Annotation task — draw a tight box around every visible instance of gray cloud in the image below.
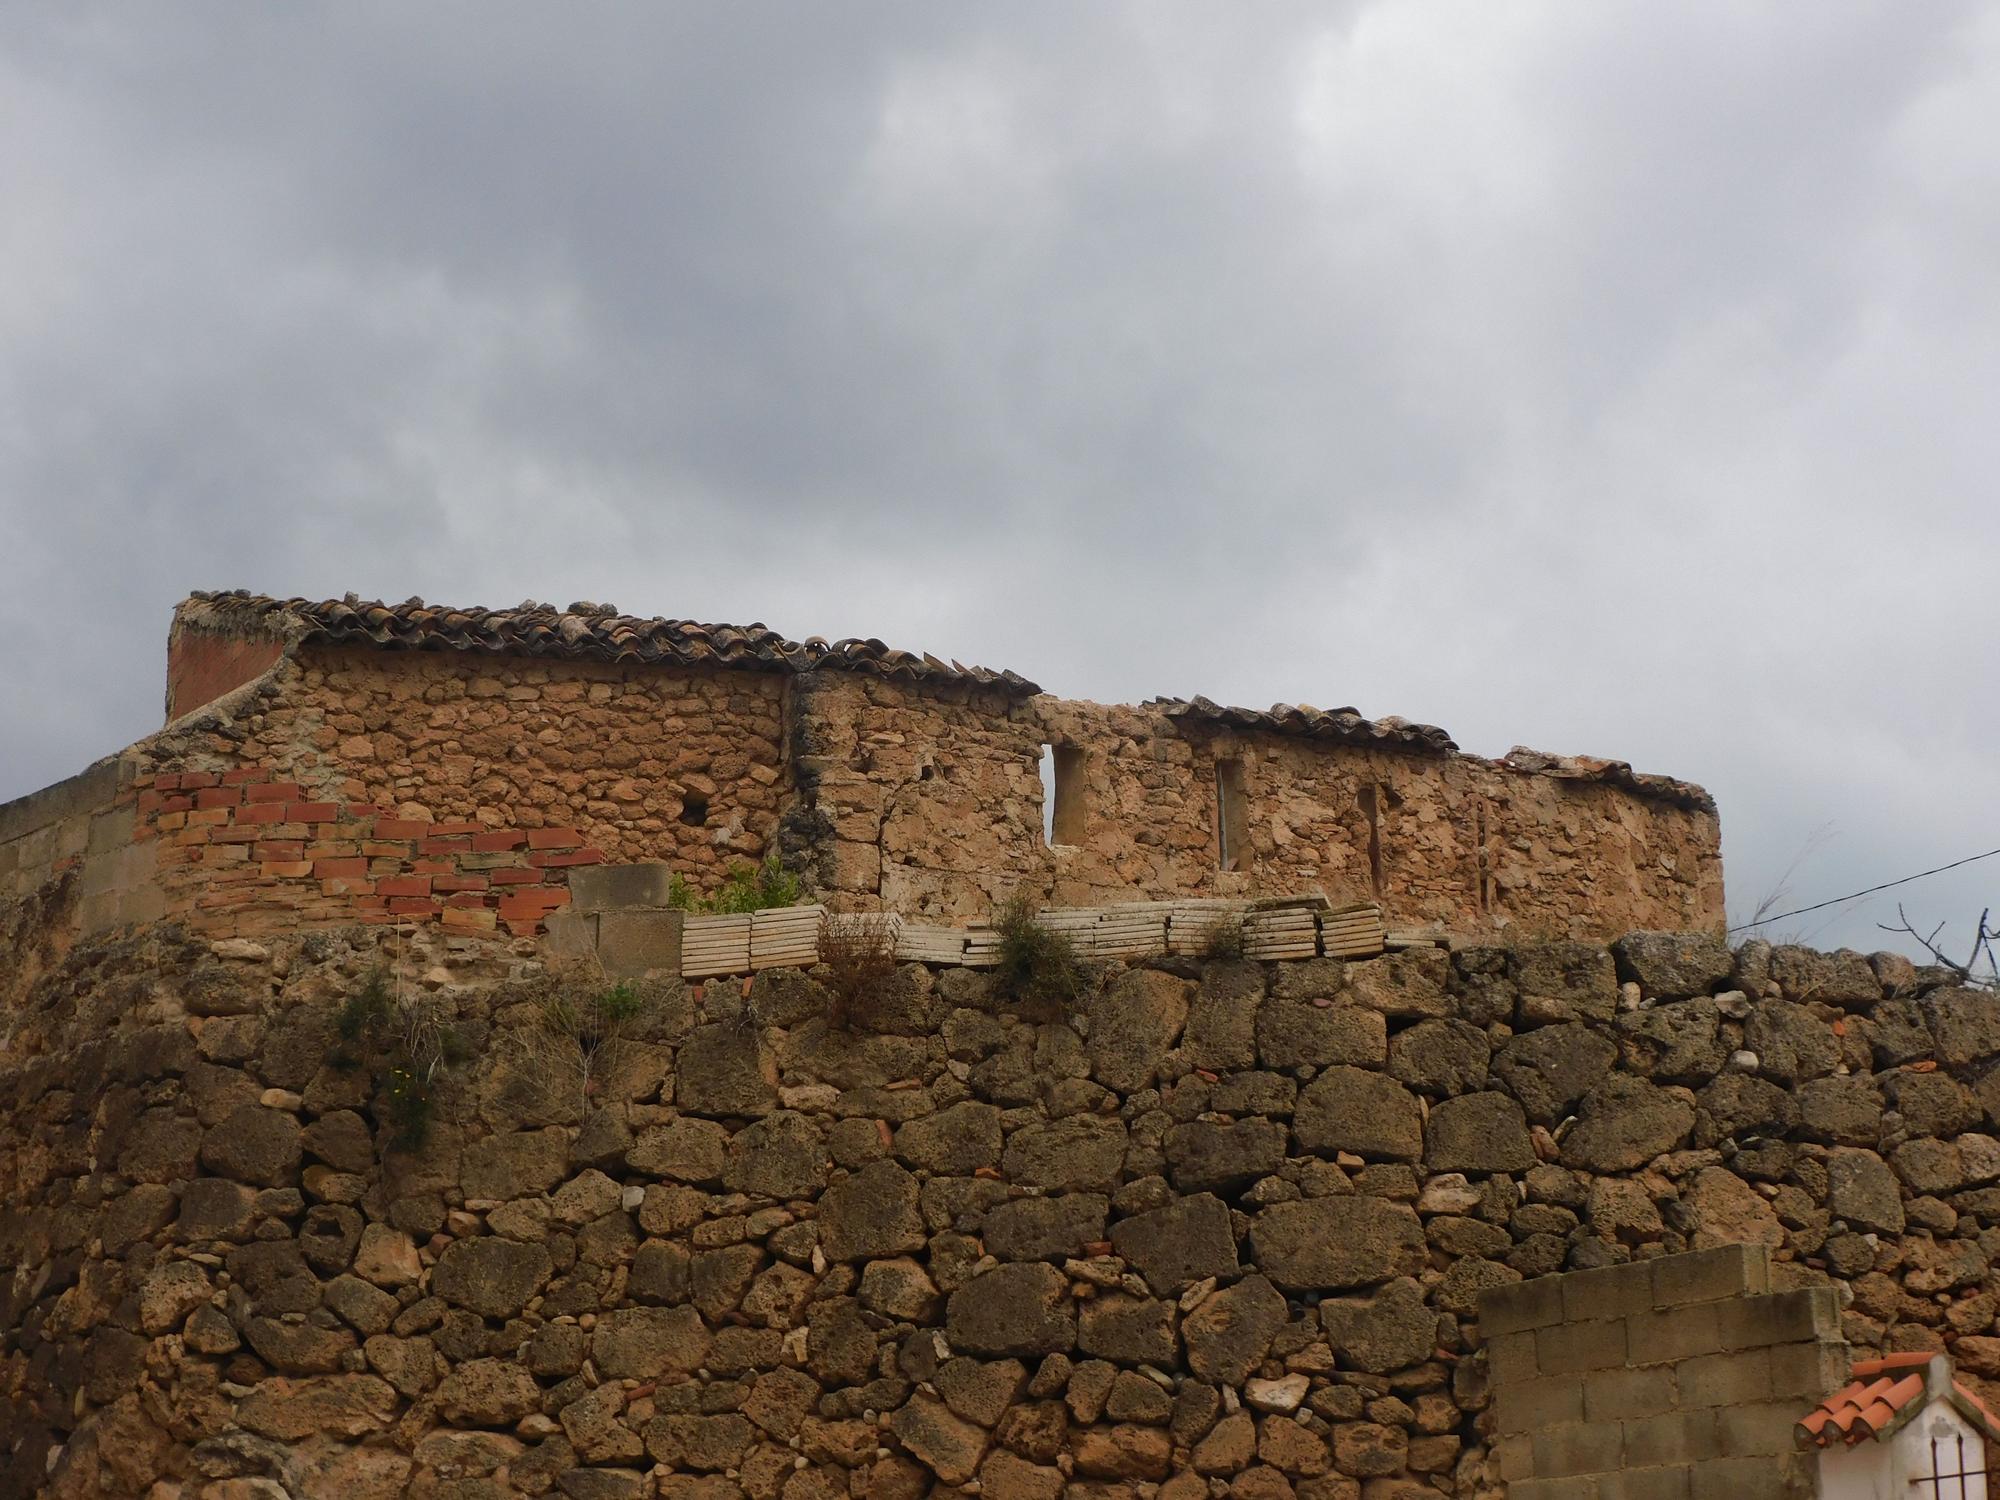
[5,2,1997,959]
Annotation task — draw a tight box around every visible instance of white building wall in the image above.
[1817,1405,1986,1500]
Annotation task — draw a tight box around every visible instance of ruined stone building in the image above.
[1,592,1989,1500]
[5,591,1721,950]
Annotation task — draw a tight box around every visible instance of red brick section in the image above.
[134,770,602,937]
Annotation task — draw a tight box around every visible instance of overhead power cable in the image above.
[1729,846,2000,933]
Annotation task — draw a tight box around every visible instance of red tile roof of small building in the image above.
[1797,1352,2000,1448]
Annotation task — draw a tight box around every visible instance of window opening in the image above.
[1216,758,1250,871]
[678,793,709,828]
[1357,785,1384,899]
[1041,744,1085,846]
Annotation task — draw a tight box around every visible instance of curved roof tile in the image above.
[1797,1352,2000,1449]
[1151,696,1459,755]
[182,591,1041,695]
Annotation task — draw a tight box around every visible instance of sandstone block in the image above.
[1293,1067,1422,1162]
[677,1022,779,1115]
[982,1193,1109,1262]
[436,1356,543,1426]
[200,1104,302,1187]
[1002,1115,1129,1193]
[1078,1293,1177,1366]
[1165,1118,1287,1195]
[1109,1193,1241,1294]
[1256,998,1388,1071]
[1247,1197,1424,1292]
[431,1236,554,1318]
[1386,1018,1490,1095]
[935,1356,1028,1427]
[1339,949,1446,1019]
[1560,1076,1694,1173]
[1423,1091,1533,1173]
[1492,1024,1617,1124]
[1086,968,1191,1091]
[819,1159,926,1262]
[1612,932,1733,999]
[947,1263,1076,1357]
[595,1303,711,1380]
[1826,1147,1905,1235]
[894,1101,1004,1175]
[461,1127,569,1199]
[890,1393,990,1484]
[1318,1277,1435,1375]
[724,1110,828,1198]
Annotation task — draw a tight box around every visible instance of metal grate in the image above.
[1914,1431,1990,1498]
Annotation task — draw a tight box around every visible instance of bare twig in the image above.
[1876,903,2000,989]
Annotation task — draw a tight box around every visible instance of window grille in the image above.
[1913,1431,1991,1498]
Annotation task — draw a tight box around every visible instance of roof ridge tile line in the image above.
[180,591,1041,695]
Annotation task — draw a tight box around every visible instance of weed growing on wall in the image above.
[331,966,468,1147]
[1196,913,1247,961]
[993,892,1092,1020]
[666,853,805,914]
[533,978,657,1109]
[817,916,900,1030]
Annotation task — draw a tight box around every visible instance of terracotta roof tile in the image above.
[1499,747,1717,815]
[1151,697,1458,755]
[181,592,1041,695]
[1797,1352,2000,1449]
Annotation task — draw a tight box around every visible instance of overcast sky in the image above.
[5,3,1996,962]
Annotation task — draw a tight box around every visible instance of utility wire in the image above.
[1729,846,2000,933]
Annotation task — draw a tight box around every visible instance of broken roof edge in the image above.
[177,590,1042,695]
[172,592,1714,814]
[1151,700,1713,814]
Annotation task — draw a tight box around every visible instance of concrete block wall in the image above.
[0,754,162,935]
[1480,1245,1847,1498]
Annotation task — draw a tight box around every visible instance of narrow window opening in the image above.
[1215,758,1250,871]
[1474,798,1492,913]
[1357,785,1384,899]
[1040,744,1086,846]
[678,793,709,828]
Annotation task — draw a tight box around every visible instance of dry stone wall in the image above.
[5,919,1998,1500]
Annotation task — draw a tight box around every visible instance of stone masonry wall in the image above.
[235,647,790,877]
[779,674,1720,938]
[6,919,2000,1500]
[2,642,1718,986]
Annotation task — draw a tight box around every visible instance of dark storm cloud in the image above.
[4,2,1997,957]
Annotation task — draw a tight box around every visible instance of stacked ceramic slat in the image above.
[895,924,971,964]
[1321,901,1387,958]
[674,895,1415,976]
[1384,929,1448,950]
[1032,908,1104,957]
[1242,905,1318,960]
[750,905,826,971]
[680,913,752,977]
[1092,907,1169,958]
[824,911,902,947]
[1165,899,1246,955]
